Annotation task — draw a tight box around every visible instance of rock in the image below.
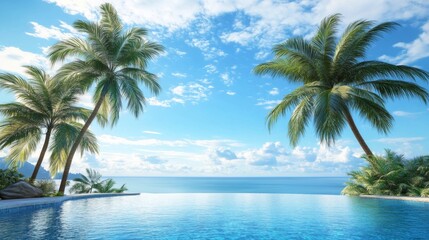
[0,181,43,199]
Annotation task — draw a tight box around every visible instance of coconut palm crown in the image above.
[254,14,429,157]
[0,66,98,182]
[48,3,164,193]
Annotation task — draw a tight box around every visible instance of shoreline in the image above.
[360,195,429,203]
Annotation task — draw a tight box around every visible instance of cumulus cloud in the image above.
[220,73,233,86]
[26,21,78,40]
[0,46,50,75]
[45,0,429,55]
[226,91,236,96]
[98,134,242,149]
[204,64,217,74]
[171,72,187,78]
[209,148,238,165]
[147,97,184,108]
[170,82,211,104]
[256,98,281,109]
[268,88,279,96]
[186,38,227,59]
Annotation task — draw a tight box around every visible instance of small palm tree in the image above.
[94,179,127,193]
[70,168,127,194]
[69,168,102,194]
[254,14,429,157]
[0,66,99,182]
[48,3,164,194]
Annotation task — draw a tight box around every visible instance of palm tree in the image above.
[94,179,127,193]
[69,168,127,194]
[342,150,429,196]
[0,66,99,182]
[48,3,164,193]
[69,168,102,193]
[254,14,429,157]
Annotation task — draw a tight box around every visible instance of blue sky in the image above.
[0,0,428,177]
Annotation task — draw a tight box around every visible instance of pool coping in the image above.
[0,193,140,212]
[360,195,429,203]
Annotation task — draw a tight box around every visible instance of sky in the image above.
[0,0,428,177]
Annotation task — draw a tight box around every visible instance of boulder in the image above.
[0,181,43,199]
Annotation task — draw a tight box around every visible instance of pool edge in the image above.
[0,193,140,212]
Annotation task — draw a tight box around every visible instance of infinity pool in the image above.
[1,194,428,239]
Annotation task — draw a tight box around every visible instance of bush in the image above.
[33,179,57,196]
[0,168,24,190]
[342,150,429,197]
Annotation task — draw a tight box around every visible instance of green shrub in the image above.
[34,179,57,196]
[342,150,429,197]
[0,168,24,190]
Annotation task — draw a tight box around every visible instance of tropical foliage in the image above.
[48,3,164,193]
[0,168,23,190]
[70,168,127,194]
[0,66,99,182]
[254,14,429,157]
[342,150,429,197]
[33,179,57,196]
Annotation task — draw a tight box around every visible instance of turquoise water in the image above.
[1,194,429,239]
[110,177,348,194]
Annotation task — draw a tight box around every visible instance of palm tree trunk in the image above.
[343,109,373,157]
[58,92,107,194]
[29,126,53,184]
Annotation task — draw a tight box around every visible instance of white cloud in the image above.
[147,97,184,108]
[170,82,211,104]
[204,64,217,74]
[186,38,227,59]
[256,99,281,109]
[174,49,187,56]
[374,137,426,158]
[392,110,423,117]
[209,148,238,165]
[143,131,161,135]
[26,21,78,40]
[98,134,241,149]
[171,72,187,78]
[220,73,233,86]
[379,20,429,64]
[255,50,269,60]
[226,91,236,96]
[236,141,363,174]
[0,46,49,75]
[45,0,429,54]
[375,137,425,144]
[77,93,94,108]
[268,88,279,96]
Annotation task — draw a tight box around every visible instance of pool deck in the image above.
[360,195,429,203]
[0,193,140,211]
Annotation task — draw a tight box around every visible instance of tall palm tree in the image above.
[254,14,429,156]
[48,3,164,193]
[0,66,99,182]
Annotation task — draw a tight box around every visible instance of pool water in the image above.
[1,194,429,239]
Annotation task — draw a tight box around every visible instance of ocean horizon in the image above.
[103,176,349,195]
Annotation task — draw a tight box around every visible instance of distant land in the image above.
[0,158,81,180]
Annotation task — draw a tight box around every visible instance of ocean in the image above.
[108,177,349,195]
